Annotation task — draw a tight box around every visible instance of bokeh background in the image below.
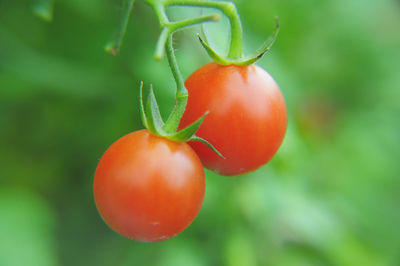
[1,0,400,265]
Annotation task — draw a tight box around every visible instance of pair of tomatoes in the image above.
[93,62,287,242]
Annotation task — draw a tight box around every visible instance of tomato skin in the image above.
[180,62,287,176]
[93,130,205,242]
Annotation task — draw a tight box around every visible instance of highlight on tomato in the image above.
[93,130,205,242]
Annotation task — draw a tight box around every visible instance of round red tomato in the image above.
[93,130,205,242]
[180,62,287,176]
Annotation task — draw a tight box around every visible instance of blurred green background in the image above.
[1,0,400,265]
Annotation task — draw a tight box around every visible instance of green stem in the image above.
[154,27,170,60]
[152,0,169,24]
[150,0,221,132]
[169,13,220,32]
[149,0,187,133]
[163,0,243,59]
[163,36,188,133]
[154,13,220,60]
[106,0,136,55]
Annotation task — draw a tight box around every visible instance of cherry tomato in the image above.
[180,62,287,176]
[93,130,205,242]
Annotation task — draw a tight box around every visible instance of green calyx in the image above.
[199,17,280,66]
[139,82,224,159]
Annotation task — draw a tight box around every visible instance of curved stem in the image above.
[150,0,187,133]
[150,0,222,132]
[154,13,220,60]
[163,36,188,133]
[163,0,243,59]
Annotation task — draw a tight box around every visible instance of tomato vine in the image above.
[105,0,279,159]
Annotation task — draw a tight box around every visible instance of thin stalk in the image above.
[152,0,169,24]
[169,13,220,32]
[154,13,220,60]
[164,0,243,59]
[154,27,170,60]
[106,0,136,55]
[163,36,188,133]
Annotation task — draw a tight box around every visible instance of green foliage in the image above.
[1,0,400,265]
[32,0,54,22]
[0,188,59,266]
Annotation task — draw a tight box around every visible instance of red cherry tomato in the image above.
[93,130,205,242]
[180,62,287,176]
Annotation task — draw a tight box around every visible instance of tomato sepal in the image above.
[138,82,224,158]
[139,81,148,128]
[197,34,232,66]
[145,84,167,136]
[234,17,280,66]
[167,111,208,142]
[198,17,280,67]
[190,136,225,159]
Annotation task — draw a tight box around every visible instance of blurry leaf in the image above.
[225,231,257,266]
[0,188,59,266]
[159,240,207,266]
[0,27,128,97]
[105,0,136,55]
[32,0,55,22]
[328,235,387,266]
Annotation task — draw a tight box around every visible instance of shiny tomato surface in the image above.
[94,130,205,242]
[180,62,287,176]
